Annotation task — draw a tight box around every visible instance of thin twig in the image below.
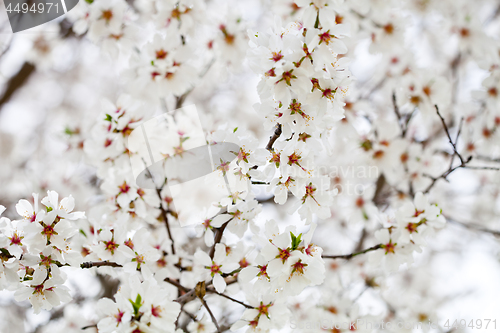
[435,106,463,164]
[80,261,122,269]
[322,244,382,260]
[200,298,221,333]
[156,186,176,255]
[208,291,254,309]
[392,91,405,137]
[209,221,230,259]
[81,324,97,330]
[446,217,500,237]
[265,124,282,151]
[165,278,190,293]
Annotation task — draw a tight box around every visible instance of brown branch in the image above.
[0,62,35,108]
[156,186,176,255]
[372,174,388,208]
[475,155,500,163]
[322,244,382,260]
[265,124,282,151]
[209,221,230,259]
[175,277,238,306]
[199,297,220,333]
[446,216,500,237]
[81,324,97,330]
[80,261,122,269]
[423,106,500,193]
[208,290,254,309]
[435,106,463,164]
[392,91,405,136]
[165,278,190,293]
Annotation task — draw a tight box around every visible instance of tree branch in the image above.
[208,291,254,309]
[265,124,282,151]
[446,216,500,237]
[80,261,122,268]
[156,186,176,255]
[209,221,230,259]
[322,244,382,260]
[200,297,221,333]
[423,106,500,193]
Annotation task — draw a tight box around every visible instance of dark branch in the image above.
[80,261,122,269]
[322,244,382,260]
[200,298,221,333]
[265,124,282,151]
[208,291,254,309]
[209,221,230,259]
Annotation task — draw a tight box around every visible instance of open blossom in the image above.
[230,295,289,332]
[15,193,42,224]
[259,222,325,296]
[290,176,334,223]
[97,275,180,333]
[122,228,161,273]
[92,227,135,263]
[14,266,71,314]
[194,243,239,293]
[368,228,416,272]
[2,0,499,330]
[396,192,446,244]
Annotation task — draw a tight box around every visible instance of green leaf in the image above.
[46,207,53,213]
[290,232,302,251]
[129,293,143,317]
[233,127,238,133]
[104,114,113,122]
[84,0,93,3]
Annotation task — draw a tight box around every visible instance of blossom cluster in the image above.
[0,192,84,313]
[2,0,500,331]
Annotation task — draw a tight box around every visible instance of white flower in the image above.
[230,294,289,332]
[187,314,217,333]
[97,274,180,332]
[368,229,416,272]
[92,227,135,263]
[14,266,71,314]
[396,192,446,244]
[194,244,239,293]
[41,191,85,221]
[15,193,42,224]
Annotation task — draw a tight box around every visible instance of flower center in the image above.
[155,49,168,59]
[151,305,162,317]
[319,31,332,45]
[291,260,307,275]
[277,248,290,263]
[9,232,23,246]
[119,181,130,194]
[114,310,124,323]
[383,241,396,254]
[104,240,119,254]
[101,10,113,22]
[271,51,283,62]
